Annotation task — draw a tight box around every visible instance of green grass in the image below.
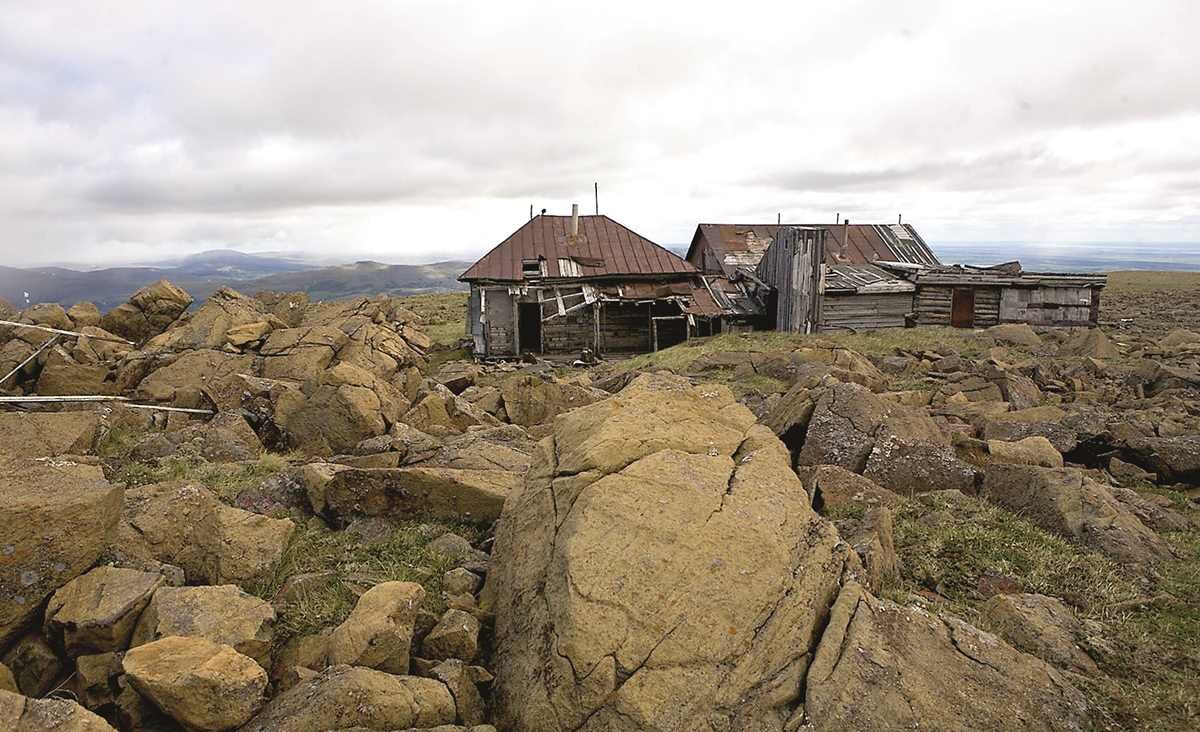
[113,452,294,503]
[252,519,487,648]
[889,490,1200,729]
[396,291,468,348]
[95,422,145,459]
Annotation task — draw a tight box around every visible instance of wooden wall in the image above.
[757,228,823,332]
[542,304,596,354]
[600,301,651,353]
[483,288,516,356]
[820,293,913,330]
[915,285,999,327]
[999,286,1098,326]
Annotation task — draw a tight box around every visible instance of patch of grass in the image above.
[253,519,487,647]
[94,423,143,459]
[112,452,295,503]
[396,292,469,348]
[891,491,1200,729]
[891,492,1138,614]
[1105,270,1200,296]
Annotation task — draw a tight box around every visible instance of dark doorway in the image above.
[518,303,542,353]
[951,288,975,328]
[653,317,687,351]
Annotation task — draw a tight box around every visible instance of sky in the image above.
[2,0,1199,267]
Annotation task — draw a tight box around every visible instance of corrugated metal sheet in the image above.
[689,222,941,275]
[825,264,916,294]
[461,214,697,282]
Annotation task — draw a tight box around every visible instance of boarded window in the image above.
[557,258,581,277]
[522,258,546,278]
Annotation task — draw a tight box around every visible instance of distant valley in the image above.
[0,250,470,311]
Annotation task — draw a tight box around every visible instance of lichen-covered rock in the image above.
[981,593,1099,674]
[35,346,115,396]
[1,632,63,697]
[497,373,606,427]
[0,689,116,731]
[44,566,163,654]
[259,326,348,380]
[421,609,480,662]
[863,435,977,496]
[239,665,455,732]
[486,373,854,730]
[306,464,514,526]
[1,459,121,647]
[130,585,276,668]
[275,361,411,455]
[122,635,266,731]
[401,385,500,437]
[101,279,193,343]
[144,287,272,352]
[135,349,256,411]
[795,464,901,513]
[118,482,293,586]
[66,301,102,328]
[0,412,98,459]
[987,436,1064,468]
[328,581,424,673]
[983,465,1173,565]
[805,583,1089,731]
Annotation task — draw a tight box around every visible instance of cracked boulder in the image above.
[118,481,294,586]
[274,361,411,455]
[145,287,277,352]
[2,459,121,648]
[306,463,514,526]
[130,585,276,669]
[43,566,163,655]
[496,373,607,427]
[135,349,256,412]
[797,382,946,473]
[101,279,192,343]
[259,326,347,380]
[806,582,1089,730]
[485,373,854,730]
[982,465,1173,565]
[401,384,502,437]
[980,593,1099,674]
[0,411,98,459]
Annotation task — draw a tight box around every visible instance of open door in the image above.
[518,303,542,353]
[951,288,975,327]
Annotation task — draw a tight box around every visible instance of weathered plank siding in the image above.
[916,285,999,326]
[821,293,913,330]
[757,227,824,332]
[1000,286,1098,326]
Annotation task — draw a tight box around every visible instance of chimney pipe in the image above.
[835,212,840,224]
[570,203,579,237]
[842,218,850,250]
[898,213,902,224]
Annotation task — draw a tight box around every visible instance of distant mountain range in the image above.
[0,249,471,311]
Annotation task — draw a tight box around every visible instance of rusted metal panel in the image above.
[461,214,697,283]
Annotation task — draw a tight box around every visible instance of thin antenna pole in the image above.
[835,212,840,224]
[898,213,902,224]
[777,212,781,225]
[530,204,533,220]
[594,182,599,214]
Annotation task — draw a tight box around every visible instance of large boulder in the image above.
[981,593,1099,674]
[497,374,606,427]
[0,411,98,459]
[144,287,272,351]
[862,435,977,496]
[71,326,133,365]
[1059,328,1119,359]
[118,482,294,586]
[130,585,276,668]
[805,582,1088,730]
[135,349,256,411]
[1,459,121,647]
[400,385,500,438]
[239,665,455,732]
[327,581,424,673]
[987,436,1064,468]
[102,280,193,342]
[65,301,102,328]
[259,326,347,380]
[122,635,267,731]
[34,346,114,396]
[485,373,854,730]
[795,464,901,513]
[985,323,1043,348]
[0,689,116,731]
[306,464,514,526]
[43,566,163,655]
[274,361,410,455]
[982,465,1173,564]
[1123,434,1200,484]
[798,382,945,473]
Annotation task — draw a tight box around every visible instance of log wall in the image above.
[600,301,651,353]
[915,285,1000,327]
[542,304,596,354]
[999,286,1099,326]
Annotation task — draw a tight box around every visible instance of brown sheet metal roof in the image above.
[688,223,941,275]
[460,214,698,282]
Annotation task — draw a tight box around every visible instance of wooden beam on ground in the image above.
[0,334,60,386]
[0,319,135,345]
[0,394,215,415]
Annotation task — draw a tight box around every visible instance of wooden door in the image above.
[951,288,975,327]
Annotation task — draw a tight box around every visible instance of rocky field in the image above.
[0,272,1197,730]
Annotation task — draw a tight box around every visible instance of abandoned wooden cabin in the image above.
[909,262,1107,328]
[689,222,941,332]
[727,222,1106,331]
[459,207,756,358]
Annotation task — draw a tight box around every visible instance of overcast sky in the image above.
[3,1,1198,267]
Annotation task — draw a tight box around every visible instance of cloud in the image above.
[0,0,1198,266]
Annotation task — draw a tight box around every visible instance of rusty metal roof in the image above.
[824,264,916,294]
[688,223,941,275]
[460,214,698,282]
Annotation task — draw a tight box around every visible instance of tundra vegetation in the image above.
[0,271,1196,730]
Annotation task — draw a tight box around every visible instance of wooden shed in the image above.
[459,209,757,358]
[911,263,1106,327]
